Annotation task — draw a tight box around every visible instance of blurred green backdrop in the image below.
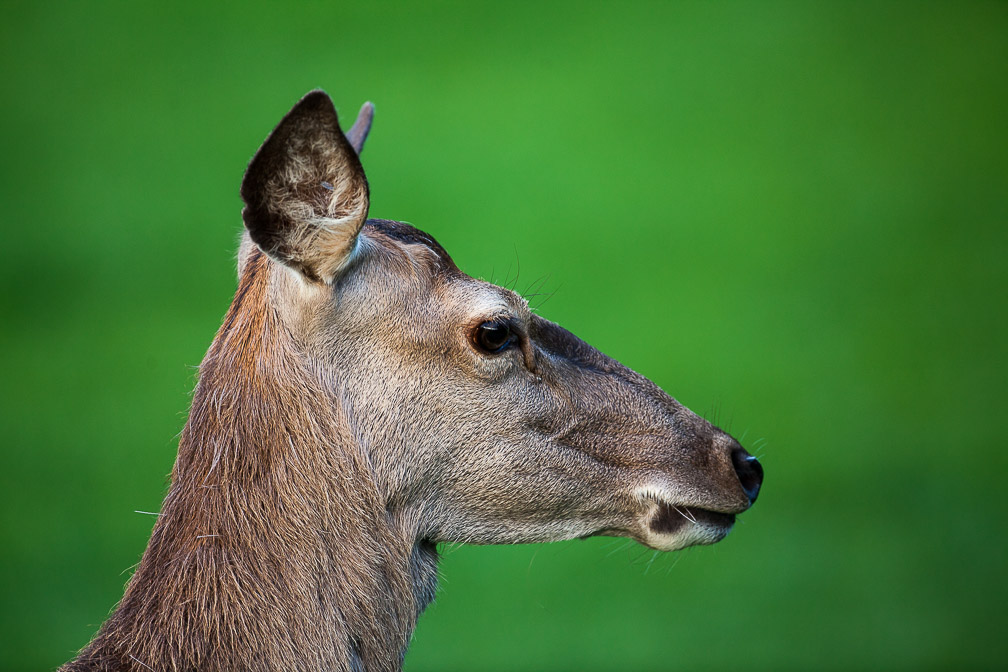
[2,1,1006,670]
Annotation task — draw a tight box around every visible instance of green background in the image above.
[2,1,1005,670]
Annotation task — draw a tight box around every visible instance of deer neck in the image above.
[70,257,432,672]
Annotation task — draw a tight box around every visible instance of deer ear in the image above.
[345,101,375,155]
[240,90,370,284]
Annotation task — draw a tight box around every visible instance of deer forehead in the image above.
[352,238,531,323]
[267,254,528,355]
[450,282,530,321]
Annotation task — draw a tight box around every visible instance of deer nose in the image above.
[730,448,763,505]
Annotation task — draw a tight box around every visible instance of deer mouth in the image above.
[643,502,736,550]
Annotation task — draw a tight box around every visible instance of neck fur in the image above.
[65,254,436,672]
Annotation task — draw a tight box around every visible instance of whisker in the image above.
[526,548,540,575]
[644,550,660,575]
[662,551,683,576]
[604,539,635,558]
[672,505,697,524]
[531,284,563,312]
[521,274,551,299]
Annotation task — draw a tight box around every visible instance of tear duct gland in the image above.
[61,91,763,672]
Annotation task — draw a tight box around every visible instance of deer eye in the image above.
[474,320,513,354]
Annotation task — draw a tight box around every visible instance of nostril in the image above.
[731,448,763,505]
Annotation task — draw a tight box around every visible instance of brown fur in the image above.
[62,91,762,672]
[64,252,421,671]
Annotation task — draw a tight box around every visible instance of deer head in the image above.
[240,90,762,552]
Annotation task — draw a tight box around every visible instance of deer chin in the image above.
[640,502,736,551]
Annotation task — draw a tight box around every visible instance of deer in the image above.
[61,90,763,672]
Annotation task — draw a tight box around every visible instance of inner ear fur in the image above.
[240,90,370,284]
